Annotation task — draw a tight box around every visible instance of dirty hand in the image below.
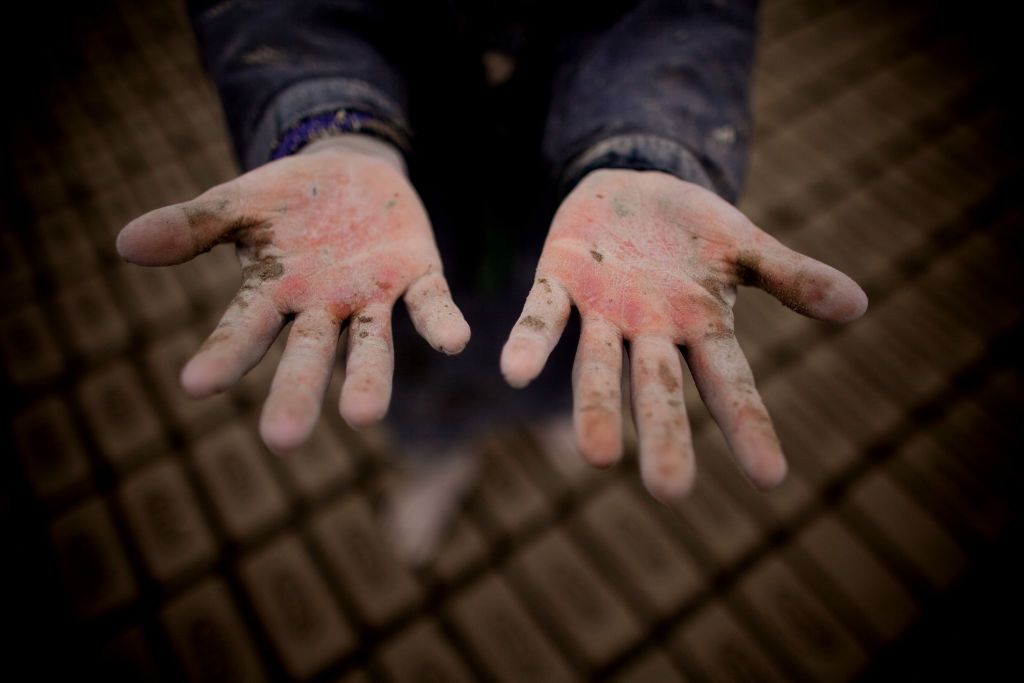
[116,135,470,453]
[501,169,867,501]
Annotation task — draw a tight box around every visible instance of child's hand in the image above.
[116,136,470,454]
[501,169,867,500]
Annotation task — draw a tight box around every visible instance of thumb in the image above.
[739,235,868,323]
[116,182,250,266]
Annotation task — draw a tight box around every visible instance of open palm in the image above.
[117,137,470,453]
[501,169,867,500]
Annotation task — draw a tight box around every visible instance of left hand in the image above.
[500,169,868,501]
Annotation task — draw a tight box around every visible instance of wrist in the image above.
[300,134,407,175]
[561,134,719,201]
[271,108,410,169]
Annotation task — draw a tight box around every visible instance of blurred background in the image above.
[1,0,1021,680]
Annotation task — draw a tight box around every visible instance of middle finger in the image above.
[629,335,695,501]
[260,307,340,453]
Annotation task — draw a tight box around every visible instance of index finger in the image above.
[685,329,786,490]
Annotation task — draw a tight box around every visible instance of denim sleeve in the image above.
[187,0,410,170]
[544,0,759,203]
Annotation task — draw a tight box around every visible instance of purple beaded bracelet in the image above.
[270,109,410,160]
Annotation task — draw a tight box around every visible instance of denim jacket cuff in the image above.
[560,134,719,199]
[245,76,410,170]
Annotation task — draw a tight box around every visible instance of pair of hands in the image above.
[116,135,867,501]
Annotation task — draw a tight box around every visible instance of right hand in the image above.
[116,135,471,453]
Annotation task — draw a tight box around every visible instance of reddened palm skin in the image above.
[116,136,470,454]
[501,169,868,501]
